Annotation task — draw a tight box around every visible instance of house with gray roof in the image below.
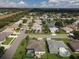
[47,40,71,57]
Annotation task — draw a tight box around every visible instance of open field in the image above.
[0,11,23,20]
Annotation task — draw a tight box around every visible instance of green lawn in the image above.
[41,53,70,59]
[53,38,71,44]
[15,28,20,32]
[56,29,66,34]
[2,38,13,45]
[13,37,29,59]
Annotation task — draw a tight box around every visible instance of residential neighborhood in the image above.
[0,8,79,59]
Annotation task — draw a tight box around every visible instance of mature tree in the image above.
[73,31,79,38]
[55,21,63,28]
[42,20,50,33]
[64,19,76,24]
[23,19,27,23]
[25,35,30,43]
[28,22,33,28]
[0,46,5,57]
[70,55,77,59]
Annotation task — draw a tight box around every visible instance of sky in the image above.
[0,0,79,8]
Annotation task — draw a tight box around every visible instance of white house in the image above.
[49,27,59,33]
[9,20,23,30]
[32,19,42,33]
[21,16,27,20]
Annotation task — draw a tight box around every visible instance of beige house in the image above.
[62,27,73,33]
[32,19,42,33]
[8,20,23,30]
[32,23,42,32]
[27,40,45,58]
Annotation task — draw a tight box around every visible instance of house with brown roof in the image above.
[70,41,79,53]
[26,40,45,58]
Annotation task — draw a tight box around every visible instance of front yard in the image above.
[2,37,13,45]
[15,28,20,32]
[56,29,66,34]
[13,36,29,59]
[41,53,70,59]
[53,38,71,44]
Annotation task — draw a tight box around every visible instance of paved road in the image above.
[1,30,27,59]
[29,34,68,38]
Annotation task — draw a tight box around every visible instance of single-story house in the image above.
[74,20,79,25]
[70,41,79,53]
[66,24,77,30]
[47,40,71,57]
[62,27,73,33]
[21,16,27,20]
[9,20,23,30]
[48,22,58,33]
[32,23,42,33]
[2,28,14,33]
[27,40,45,58]
[0,13,4,15]
[61,18,72,20]
[49,27,59,33]
[34,19,42,25]
[0,32,12,43]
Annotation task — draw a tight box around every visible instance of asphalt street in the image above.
[1,30,27,59]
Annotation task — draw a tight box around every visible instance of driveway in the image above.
[0,30,27,59]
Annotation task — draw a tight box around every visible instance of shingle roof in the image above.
[70,41,79,52]
[47,40,68,54]
[0,32,11,41]
[27,40,45,52]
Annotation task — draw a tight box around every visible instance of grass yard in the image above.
[41,53,70,59]
[56,29,66,34]
[52,38,71,44]
[2,37,13,45]
[15,28,20,32]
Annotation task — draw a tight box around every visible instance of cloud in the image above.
[0,0,79,8]
[18,1,25,5]
[48,0,58,3]
[0,0,27,8]
[47,0,79,8]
